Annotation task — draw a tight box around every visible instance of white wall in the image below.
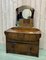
[0,0,46,49]
[0,0,3,44]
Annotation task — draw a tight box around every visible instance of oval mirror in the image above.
[22,9,32,19]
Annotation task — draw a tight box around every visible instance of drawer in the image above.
[6,33,40,42]
[17,33,24,40]
[24,34,39,42]
[14,43,39,56]
[6,42,39,56]
[6,33,24,41]
[6,33,17,40]
[6,42,15,53]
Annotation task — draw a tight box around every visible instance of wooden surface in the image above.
[19,19,33,27]
[4,27,41,57]
[5,27,41,34]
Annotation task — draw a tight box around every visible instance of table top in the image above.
[4,27,41,34]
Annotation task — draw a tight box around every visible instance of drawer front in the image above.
[17,33,24,40]
[6,42,39,56]
[6,33,40,42]
[6,42,15,53]
[24,34,39,42]
[6,33,24,41]
[7,33,17,40]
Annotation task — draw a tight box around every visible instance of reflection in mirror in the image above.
[22,9,32,19]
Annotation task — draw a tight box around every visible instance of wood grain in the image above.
[5,27,41,57]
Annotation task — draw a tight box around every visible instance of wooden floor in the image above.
[0,44,46,60]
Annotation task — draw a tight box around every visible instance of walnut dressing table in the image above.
[4,27,41,57]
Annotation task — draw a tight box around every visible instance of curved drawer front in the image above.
[24,34,40,42]
[14,43,39,56]
[6,33,40,42]
[6,33,17,39]
[6,33,24,41]
[6,42,39,56]
[17,33,24,40]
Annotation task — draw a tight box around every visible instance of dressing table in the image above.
[4,6,41,57]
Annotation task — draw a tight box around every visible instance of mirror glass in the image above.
[22,9,32,19]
